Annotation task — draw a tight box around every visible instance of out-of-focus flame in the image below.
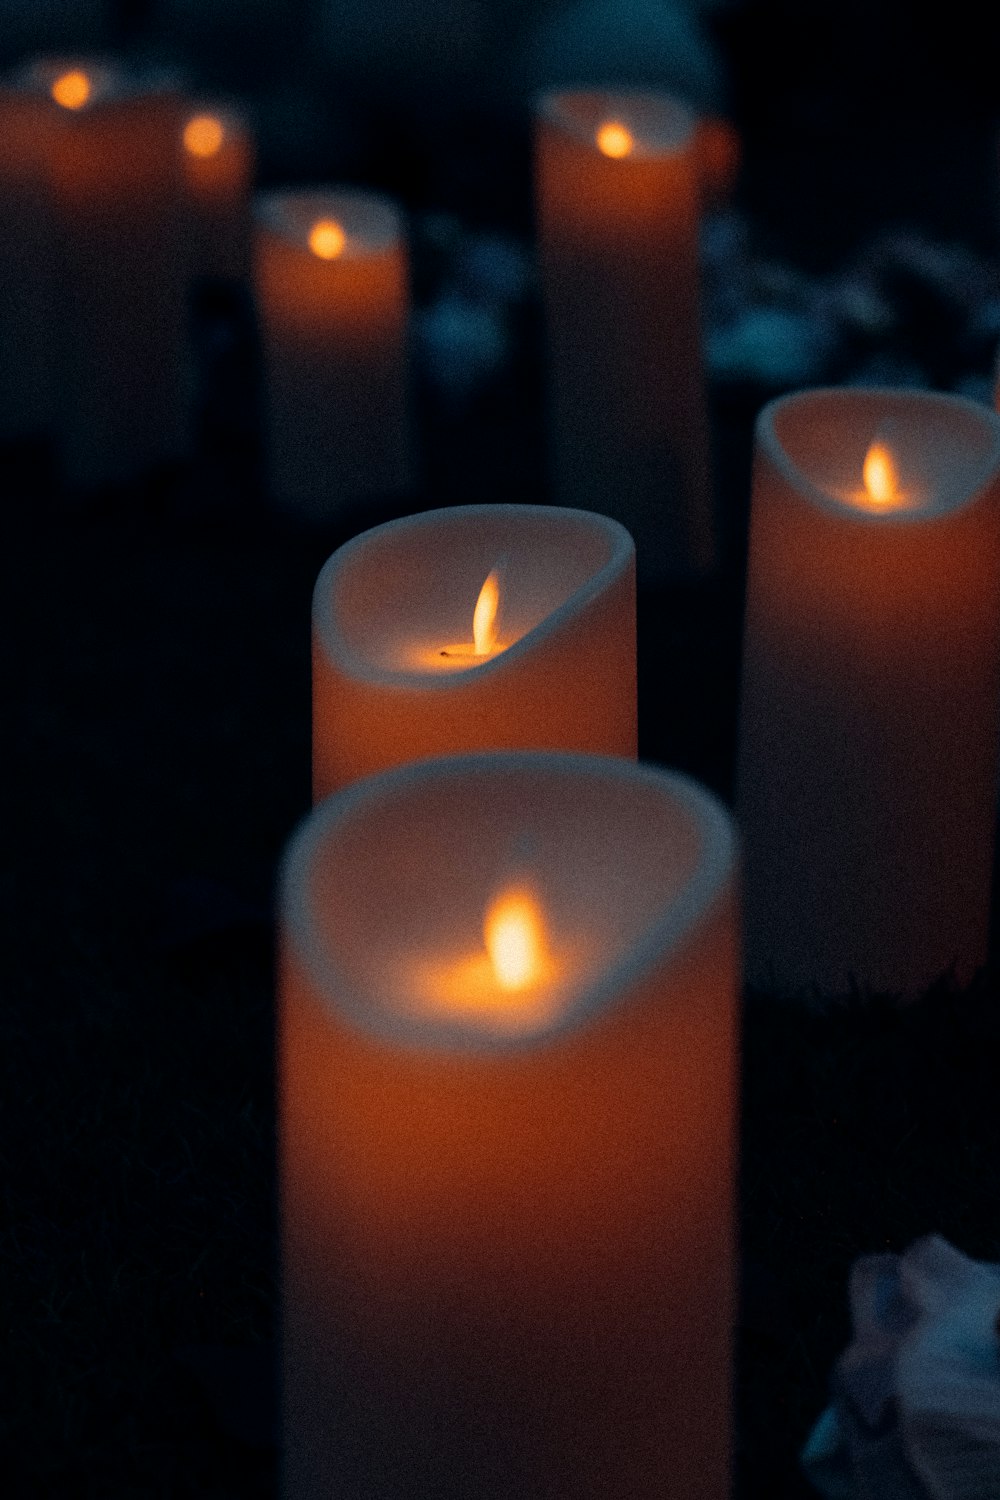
[184,114,224,158]
[596,121,634,159]
[309,218,346,260]
[52,70,90,110]
[472,570,500,657]
[863,442,899,506]
[484,885,547,991]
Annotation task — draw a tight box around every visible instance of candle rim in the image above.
[313,503,635,689]
[181,100,248,151]
[538,85,697,158]
[281,750,736,1055]
[254,186,402,258]
[758,386,1000,525]
[21,55,180,109]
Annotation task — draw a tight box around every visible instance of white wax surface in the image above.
[256,187,400,258]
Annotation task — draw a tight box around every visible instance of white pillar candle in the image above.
[312,503,637,799]
[180,104,254,282]
[737,387,1000,998]
[254,187,413,520]
[0,84,58,443]
[535,88,713,581]
[22,57,188,489]
[280,749,739,1500]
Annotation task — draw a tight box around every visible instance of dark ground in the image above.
[4,4,1000,1497]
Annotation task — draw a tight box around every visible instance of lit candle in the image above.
[254,187,413,519]
[311,503,637,799]
[0,83,58,443]
[20,57,188,489]
[180,104,254,282]
[737,387,1000,997]
[280,750,739,1499]
[535,88,713,581]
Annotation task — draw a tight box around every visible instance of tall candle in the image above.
[737,387,1000,997]
[22,57,188,489]
[280,750,739,1500]
[312,503,637,799]
[535,88,713,581]
[180,104,254,282]
[0,83,58,443]
[254,187,413,519]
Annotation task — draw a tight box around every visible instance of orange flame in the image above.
[472,570,500,657]
[51,70,91,110]
[184,114,224,158]
[308,219,346,260]
[596,121,634,159]
[863,441,899,506]
[484,885,547,991]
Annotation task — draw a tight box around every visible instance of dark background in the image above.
[3,2,1000,1495]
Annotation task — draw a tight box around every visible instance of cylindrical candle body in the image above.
[312,503,637,799]
[180,104,253,281]
[25,58,189,489]
[0,87,59,443]
[255,188,413,519]
[536,89,713,580]
[737,388,1000,997]
[280,751,739,1500]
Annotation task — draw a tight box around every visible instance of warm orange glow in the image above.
[863,441,899,506]
[484,885,548,991]
[308,219,346,260]
[596,121,634,159]
[184,114,225,158]
[472,570,500,657]
[51,70,91,110]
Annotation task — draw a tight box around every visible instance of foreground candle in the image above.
[23,56,188,488]
[312,503,637,799]
[180,104,254,281]
[280,750,739,1499]
[255,187,413,518]
[535,88,713,580]
[737,387,1000,997]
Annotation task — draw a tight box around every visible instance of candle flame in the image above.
[472,570,500,657]
[309,218,346,260]
[51,70,91,110]
[596,121,634,159]
[484,885,547,991]
[184,114,225,158]
[863,441,899,506]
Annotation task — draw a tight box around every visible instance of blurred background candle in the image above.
[180,103,254,283]
[23,56,188,490]
[0,81,58,445]
[535,87,713,582]
[254,186,413,520]
[311,503,637,799]
[737,387,1000,998]
[280,750,739,1500]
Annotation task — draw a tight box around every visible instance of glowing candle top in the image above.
[282,751,735,1049]
[541,87,696,161]
[183,112,225,158]
[256,188,401,262]
[759,388,1000,523]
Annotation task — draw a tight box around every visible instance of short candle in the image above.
[254,187,413,518]
[737,387,1000,997]
[279,750,739,1499]
[535,88,714,580]
[311,503,637,798]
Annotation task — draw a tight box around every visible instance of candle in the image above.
[20,56,188,489]
[312,503,637,799]
[0,83,58,444]
[180,104,254,282]
[254,187,413,519]
[535,88,714,581]
[280,749,739,1499]
[737,387,1000,997]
